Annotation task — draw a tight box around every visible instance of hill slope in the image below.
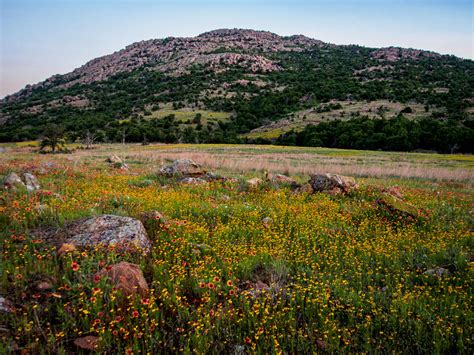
[1,29,473,152]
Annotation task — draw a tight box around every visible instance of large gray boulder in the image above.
[159,159,205,177]
[23,173,40,191]
[3,172,40,191]
[309,173,358,195]
[3,172,25,190]
[65,215,151,252]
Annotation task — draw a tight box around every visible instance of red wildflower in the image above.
[141,298,150,305]
[70,261,79,271]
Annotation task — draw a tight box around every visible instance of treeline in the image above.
[274,116,474,153]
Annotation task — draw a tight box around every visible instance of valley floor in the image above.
[0,144,472,353]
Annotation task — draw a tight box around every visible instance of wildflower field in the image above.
[0,144,473,353]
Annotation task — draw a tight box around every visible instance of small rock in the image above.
[247,177,264,188]
[232,345,246,354]
[74,336,99,350]
[35,281,53,291]
[106,155,122,164]
[249,280,271,297]
[119,163,130,171]
[316,339,327,349]
[377,193,419,218]
[139,210,168,225]
[190,243,211,252]
[221,194,231,201]
[23,173,40,191]
[34,204,49,213]
[271,174,297,186]
[424,267,450,278]
[3,172,25,190]
[262,217,272,227]
[294,183,314,194]
[382,185,404,199]
[96,262,149,298]
[179,177,207,185]
[0,296,14,313]
[57,243,76,257]
[203,171,222,181]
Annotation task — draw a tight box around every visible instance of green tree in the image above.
[39,124,67,153]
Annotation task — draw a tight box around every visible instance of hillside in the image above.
[1,28,473,152]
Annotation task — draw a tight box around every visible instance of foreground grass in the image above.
[0,145,473,353]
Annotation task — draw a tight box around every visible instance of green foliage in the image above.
[1,45,473,153]
[276,115,474,153]
[39,124,67,153]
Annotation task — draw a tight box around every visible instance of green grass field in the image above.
[243,100,431,139]
[0,144,472,353]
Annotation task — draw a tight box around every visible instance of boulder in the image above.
[247,177,264,188]
[424,267,450,278]
[377,193,419,218]
[106,155,122,164]
[118,163,130,171]
[202,171,222,181]
[0,296,14,313]
[3,172,25,190]
[382,185,404,199]
[248,280,271,297]
[65,215,151,252]
[23,173,40,191]
[74,336,99,350]
[309,173,358,194]
[271,174,297,186]
[96,262,149,298]
[3,172,40,191]
[179,177,207,185]
[294,183,314,195]
[159,159,205,177]
[35,281,53,292]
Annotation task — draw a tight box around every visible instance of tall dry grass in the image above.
[3,144,472,182]
[116,148,473,181]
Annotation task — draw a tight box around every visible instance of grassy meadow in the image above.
[0,143,473,353]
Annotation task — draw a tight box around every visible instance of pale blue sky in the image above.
[1,0,473,98]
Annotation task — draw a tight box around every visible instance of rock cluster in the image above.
[5,29,325,101]
[3,172,40,191]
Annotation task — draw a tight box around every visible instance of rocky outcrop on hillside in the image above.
[2,29,324,102]
[371,47,440,62]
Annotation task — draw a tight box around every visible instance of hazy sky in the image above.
[1,0,473,98]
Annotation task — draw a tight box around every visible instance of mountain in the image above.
[1,28,473,152]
